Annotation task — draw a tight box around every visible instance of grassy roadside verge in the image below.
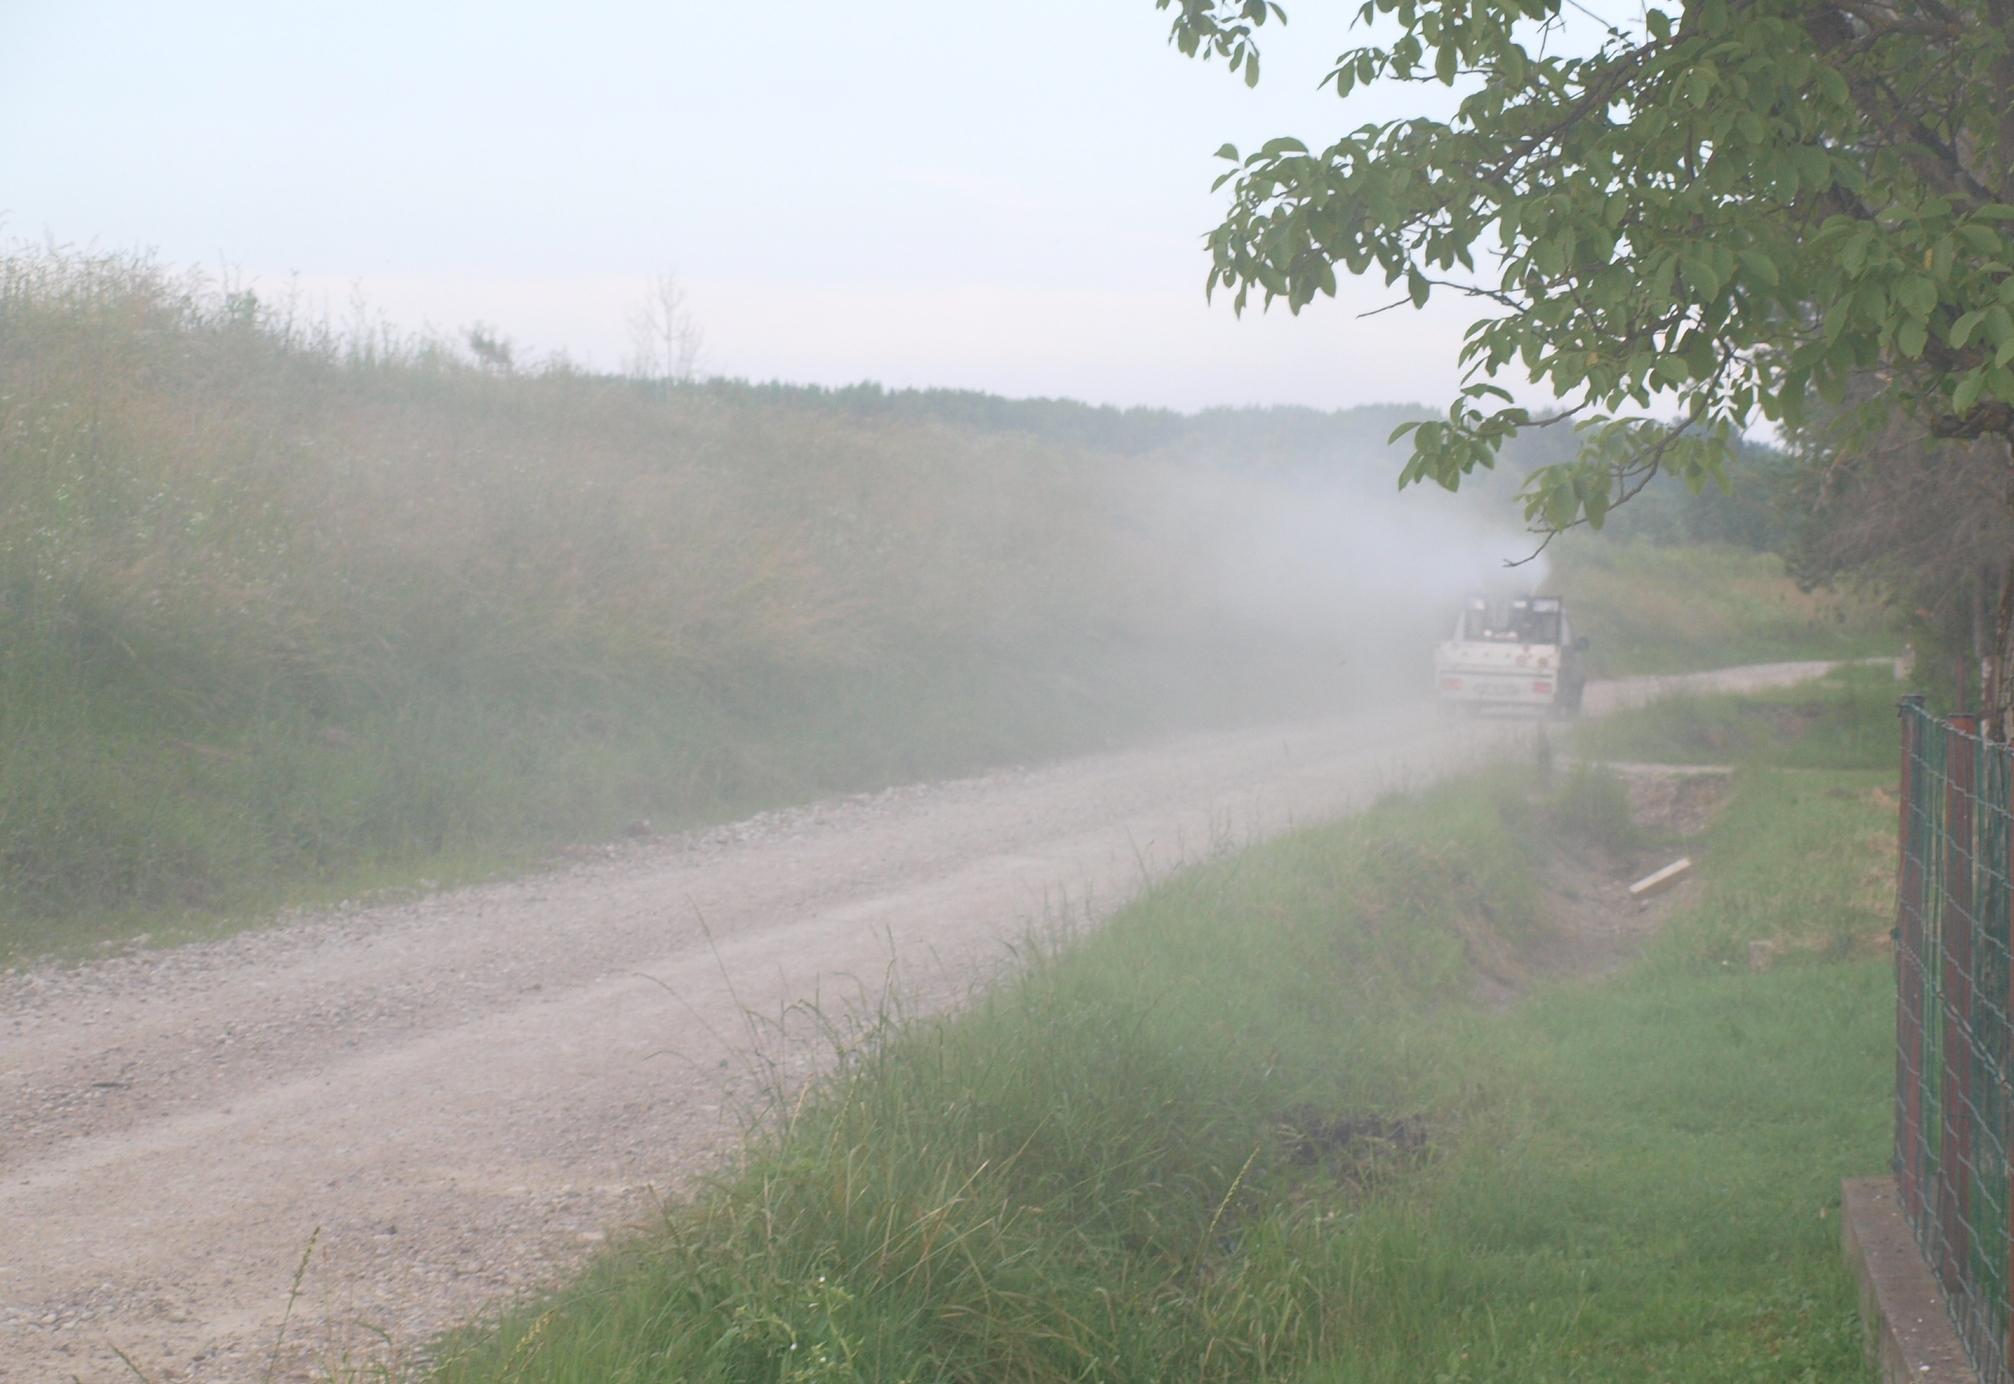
[1549,539,1892,679]
[433,668,1896,1383]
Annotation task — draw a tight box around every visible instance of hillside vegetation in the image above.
[0,251,1433,954]
[1550,538,1891,678]
[0,249,1888,959]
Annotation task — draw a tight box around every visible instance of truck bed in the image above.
[1434,640,1563,709]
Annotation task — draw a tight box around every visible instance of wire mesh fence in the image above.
[1897,695,2014,1382]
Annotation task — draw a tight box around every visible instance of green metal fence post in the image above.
[1945,713,1981,1298]
[1901,695,1928,1224]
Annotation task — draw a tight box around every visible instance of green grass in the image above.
[1550,539,1893,678]
[1546,759,1644,854]
[433,674,1894,1383]
[1573,663,1903,770]
[1575,665,1899,977]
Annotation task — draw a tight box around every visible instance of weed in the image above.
[1548,762,1642,854]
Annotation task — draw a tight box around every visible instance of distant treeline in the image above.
[699,379,1562,489]
[701,380,1433,465]
[1588,443,1801,553]
[704,377,1805,554]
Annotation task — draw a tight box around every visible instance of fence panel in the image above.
[1896,699,2014,1381]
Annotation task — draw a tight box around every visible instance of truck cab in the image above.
[1434,594,1588,716]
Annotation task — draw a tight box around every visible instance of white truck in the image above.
[1434,594,1589,716]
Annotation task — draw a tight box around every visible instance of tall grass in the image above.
[0,249,1418,955]
[435,785,1544,1382]
[437,676,1893,1382]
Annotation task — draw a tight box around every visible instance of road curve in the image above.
[0,662,1845,1381]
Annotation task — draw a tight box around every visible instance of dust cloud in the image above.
[1098,443,1550,723]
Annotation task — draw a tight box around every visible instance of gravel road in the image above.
[0,663,1844,1381]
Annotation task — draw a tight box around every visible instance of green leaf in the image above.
[1172,0,2012,529]
[1584,481,1610,529]
[1955,369,1986,415]
[1737,249,1779,288]
[1679,250,1722,300]
[1958,225,2004,255]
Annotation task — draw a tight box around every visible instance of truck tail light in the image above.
[1441,677,1464,691]
[1532,681,1553,695]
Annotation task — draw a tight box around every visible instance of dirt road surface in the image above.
[0,663,1845,1381]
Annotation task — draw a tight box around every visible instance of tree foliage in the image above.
[1792,428,2011,609]
[1160,0,2014,533]
[1787,413,2014,696]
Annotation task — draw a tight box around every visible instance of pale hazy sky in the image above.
[3,1,1490,409]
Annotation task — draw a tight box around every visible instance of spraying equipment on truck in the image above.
[1434,594,1589,716]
